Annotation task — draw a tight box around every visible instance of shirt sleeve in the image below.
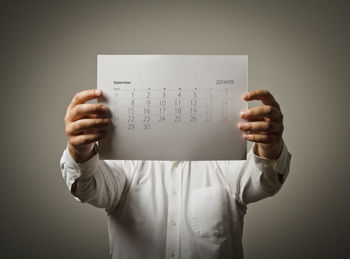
[227,140,291,207]
[59,142,128,213]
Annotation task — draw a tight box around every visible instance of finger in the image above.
[242,90,280,109]
[80,112,111,120]
[67,103,109,122]
[241,116,273,123]
[240,105,283,121]
[69,131,108,147]
[67,118,109,136]
[82,127,109,134]
[68,89,103,110]
[243,117,270,122]
[238,121,283,134]
[84,113,107,119]
[242,133,281,144]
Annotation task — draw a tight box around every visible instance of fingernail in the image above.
[243,133,248,140]
[238,122,245,130]
[95,89,102,95]
[240,111,247,118]
[243,92,250,100]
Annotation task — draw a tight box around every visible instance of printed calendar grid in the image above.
[108,87,233,128]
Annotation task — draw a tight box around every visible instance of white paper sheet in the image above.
[97,55,247,160]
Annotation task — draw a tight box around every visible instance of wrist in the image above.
[256,139,283,160]
[68,142,97,163]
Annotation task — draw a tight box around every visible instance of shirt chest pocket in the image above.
[188,186,230,243]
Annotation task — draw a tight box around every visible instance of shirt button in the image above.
[170,252,176,257]
[263,163,269,168]
[171,221,176,226]
[172,191,177,196]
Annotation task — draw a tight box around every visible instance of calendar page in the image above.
[97,55,247,161]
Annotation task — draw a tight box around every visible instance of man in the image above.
[60,89,291,259]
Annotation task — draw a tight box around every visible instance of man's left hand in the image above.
[238,90,284,159]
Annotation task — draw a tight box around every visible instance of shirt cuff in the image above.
[250,140,291,177]
[61,142,100,180]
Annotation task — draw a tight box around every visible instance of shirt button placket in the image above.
[165,161,182,259]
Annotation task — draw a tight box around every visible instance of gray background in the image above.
[1,1,349,258]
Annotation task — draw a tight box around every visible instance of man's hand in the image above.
[64,89,110,163]
[238,90,284,159]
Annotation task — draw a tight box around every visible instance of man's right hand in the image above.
[64,89,110,163]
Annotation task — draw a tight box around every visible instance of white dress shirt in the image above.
[60,141,291,259]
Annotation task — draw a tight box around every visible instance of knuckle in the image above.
[65,125,71,135]
[65,109,73,123]
[72,92,80,103]
[280,112,284,121]
[74,105,81,115]
[70,106,79,120]
[74,121,82,131]
[68,124,76,135]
